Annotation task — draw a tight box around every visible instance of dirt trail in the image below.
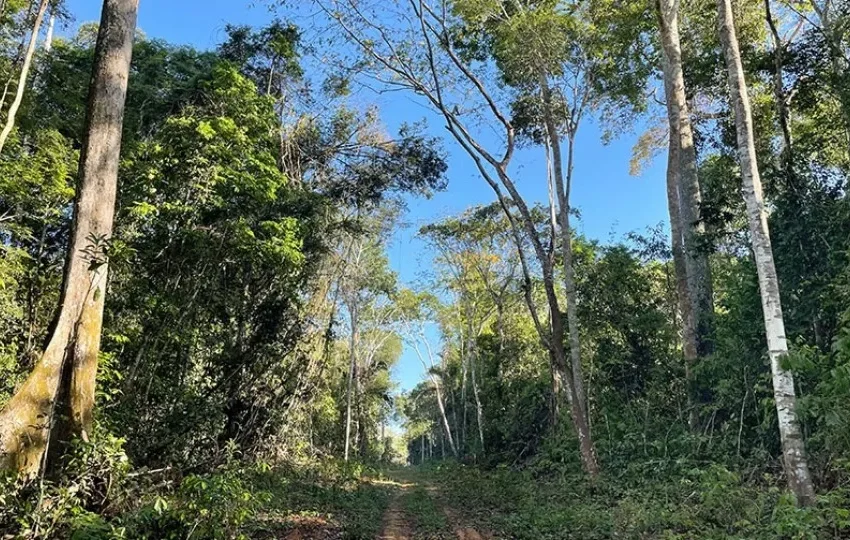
[378,487,413,539]
[379,470,491,540]
[440,505,488,540]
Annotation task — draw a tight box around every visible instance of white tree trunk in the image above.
[0,0,50,154]
[44,13,55,52]
[469,338,485,453]
[539,73,599,477]
[464,303,486,453]
[433,376,457,457]
[717,0,816,506]
[343,302,357,461]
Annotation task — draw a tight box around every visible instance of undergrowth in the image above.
[427,459,850,540]
[0,435,393,539]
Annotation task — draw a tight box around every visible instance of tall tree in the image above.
[656,0,715,427]
[397,289,459,458]
[321,0,602,476]
[0,0,138,475]
[716,0,816,506]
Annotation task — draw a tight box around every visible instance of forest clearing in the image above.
[1,0,850,538]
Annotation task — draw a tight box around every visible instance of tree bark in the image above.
[716,0,816,506]
[538,73,599,477]
[44,12,55,52]
[433,374,457,457]
[0,0,138,475]
[343,301,357,461]
[657,0,701,429]
[459,315,468,453]
[658,0,715,364]
[0,0,50,154]
[466,314,485,453]
[461,302,485,453]
[470,344,485,453]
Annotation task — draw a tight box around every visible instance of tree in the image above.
[0,0,50,153]
[396,288,458,458]
[716,0,815,506]
[0,0,138,475]
[321,0,602,476]
[421,207,521,455]
[656,0,715,429]
[338,218,399,460]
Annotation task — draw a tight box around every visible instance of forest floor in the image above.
[374,468,492,540]
[247,459,850,540]
[255,466,494,539]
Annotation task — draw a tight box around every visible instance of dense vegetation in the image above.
[0,0,849,538]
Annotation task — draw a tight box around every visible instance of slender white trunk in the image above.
[0,0,50,154]
[343,302,357,461]
[469,337,485,453]
[433,375,457,457]
[538,72,598,477]
[44,13,55,52]
[717,0,816,506]
[411,335,458,457]
[460,320,468,452]
[463,303,485,452]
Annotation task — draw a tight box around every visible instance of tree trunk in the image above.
[433,375,458,457]
[0,0,50,154]
[464,304,485,453]
[356,373,367,457]
[538,73,599,477]
[658,0,715,366]
[440,424,445,458]
[469,340,485,453]
[343,302,358,461]
[657,0,700,429]
[460,317,468,454]
[44,12,55,52]
[0,0,138,476]
[716,0,816,506]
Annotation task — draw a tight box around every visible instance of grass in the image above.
[401,482,450,538]
[419,460,850,540]
[247,464,394,539]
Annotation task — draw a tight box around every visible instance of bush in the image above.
[0,432,130,539]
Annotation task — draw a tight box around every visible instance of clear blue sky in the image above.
[64,0,670,393]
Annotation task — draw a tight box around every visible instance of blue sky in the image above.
[65,0,670,392]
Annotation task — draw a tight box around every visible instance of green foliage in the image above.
[1,0,850,536]
[127,463,271,540]
[426,461,850,540]
[402,483,448,536]
[0,430,130,539]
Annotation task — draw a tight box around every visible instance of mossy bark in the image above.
[0,0,138,476]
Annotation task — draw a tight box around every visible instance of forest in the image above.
[0,0,849,538]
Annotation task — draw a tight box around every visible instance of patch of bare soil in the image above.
[378,489,413,539]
